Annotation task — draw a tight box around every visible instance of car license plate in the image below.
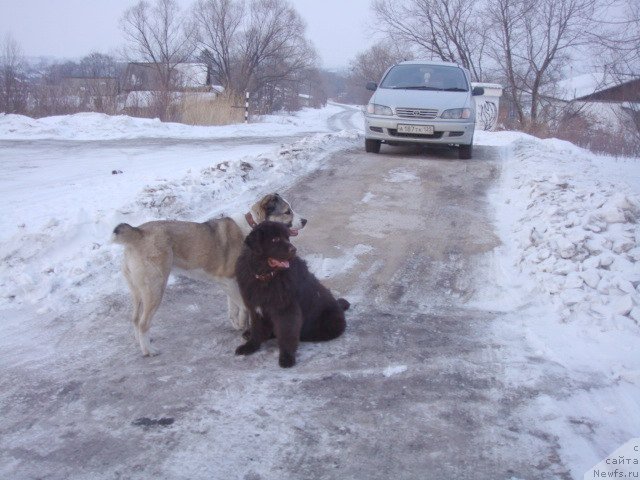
[397,124,434,135]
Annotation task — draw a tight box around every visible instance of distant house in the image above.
[122,62,212,93]
[120,62,225,118]
[545,72,640,133]
[553,72,640,103]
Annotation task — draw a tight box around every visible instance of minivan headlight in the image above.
[367,103,393,116]
[441,108,471,119]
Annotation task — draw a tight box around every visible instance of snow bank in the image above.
[0,105,344,141]
[479,131,640,478]
[489,134,640,327]
[0,130,359,312]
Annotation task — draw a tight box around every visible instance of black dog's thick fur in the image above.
[235,221,349,368]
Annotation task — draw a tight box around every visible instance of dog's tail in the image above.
[337,298,350,311]
[112,223,143,245]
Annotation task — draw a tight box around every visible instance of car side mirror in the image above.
[366,82,378,91]
[472,86,485,96]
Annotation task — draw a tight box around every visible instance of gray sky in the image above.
[0,0,377,69]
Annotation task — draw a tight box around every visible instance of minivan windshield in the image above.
[379,64,469,91]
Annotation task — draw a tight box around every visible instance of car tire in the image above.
[365,138,381,154]
[458,142,472,159]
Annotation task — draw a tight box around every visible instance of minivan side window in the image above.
[380,65,469,91]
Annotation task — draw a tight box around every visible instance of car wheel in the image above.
[458,142,472,159]
[365,138,381,154]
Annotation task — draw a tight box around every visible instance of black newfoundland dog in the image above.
[235,221,349,368]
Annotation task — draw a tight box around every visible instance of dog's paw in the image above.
[278,352,296,368]
[142,346,160,357]
[337,298,350,311]
[140,336,160,356]
[235,342,260,356]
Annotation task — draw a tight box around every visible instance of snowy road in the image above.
[0,140,565,479]
[1,105,638,479]
[326,103,361,132]
[277,144,572,479]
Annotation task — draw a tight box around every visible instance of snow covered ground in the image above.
[1,105,639,477]
[475,130,640,478]
[0,104,359,314]
[0,108,343,141]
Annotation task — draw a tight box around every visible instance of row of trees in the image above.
[3,0,638,136]
[0,42,128,117]
[121,0,322,116]
[348,0,639,131]
[0,0,324,120]
[0,35,27,114]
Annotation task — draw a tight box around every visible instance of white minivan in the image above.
[364,60,484,159]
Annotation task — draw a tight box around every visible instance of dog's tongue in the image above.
[268,258,290,269]
[289,228,299,237]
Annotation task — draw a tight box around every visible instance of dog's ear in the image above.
[245,228,263,255]
[260,193,280,216]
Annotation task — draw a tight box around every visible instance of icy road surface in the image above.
[1,141,566,480]
[1,105,638,479]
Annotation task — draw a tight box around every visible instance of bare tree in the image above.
[372,0,487,81]
[352,41,410,85]
[192,0,244,90]
[0,34,27,114]
[121,0,197,119]
[80,52,118,78]
[592,0,640,72]
[593,0,640,153]
[625,0,640,68]
[485,0,531,124]
[488,0,607,127]
[77,53,120,114]
[304,67,328,108]
[238,0,316,102]
[347,41,411,104]
[193,0,317,111]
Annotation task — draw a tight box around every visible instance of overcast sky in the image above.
[0,0,377,69]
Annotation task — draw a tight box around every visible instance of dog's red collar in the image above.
[245,212,258,229]
[254,259,289,281]
[255,270,278,282]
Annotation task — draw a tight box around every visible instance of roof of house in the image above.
[555,72,639,101]
[124,62,209,89]
[173,63,208,88]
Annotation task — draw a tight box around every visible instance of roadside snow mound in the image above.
[498,136,640,326]
[0,131,359,311]
[0,106,343,140]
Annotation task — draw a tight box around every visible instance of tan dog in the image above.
[112,194,307,356]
